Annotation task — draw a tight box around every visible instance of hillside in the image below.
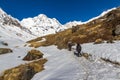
[28,7,120,49]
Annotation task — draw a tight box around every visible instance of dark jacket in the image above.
[76,43,81,53]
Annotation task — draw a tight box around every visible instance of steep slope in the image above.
[0,8,35,41]
[21,14,67,36]
[0,8,22,28]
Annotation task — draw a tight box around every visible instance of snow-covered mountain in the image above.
[0,7,119,41]
[21,14,66,36]
[0,8,71,41]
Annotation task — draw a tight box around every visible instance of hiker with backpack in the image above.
[74,43,82,57]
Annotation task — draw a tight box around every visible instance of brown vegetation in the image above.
[101,58,120,66]
[0,48,13,54]
[0,58,47,80]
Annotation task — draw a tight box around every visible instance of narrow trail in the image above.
[70,51,90,80]
[71,50,120,80]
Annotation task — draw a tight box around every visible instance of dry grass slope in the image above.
[27,7,120,49]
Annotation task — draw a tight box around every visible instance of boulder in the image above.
[1,41,8,46]
[81,53,92,59]
[94,38,103,44]
[23,49,43,61]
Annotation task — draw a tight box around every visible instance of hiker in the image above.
[75,43,81,57]
[67,41,73,51]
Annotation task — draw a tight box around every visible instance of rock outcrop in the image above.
[23,49,43,61]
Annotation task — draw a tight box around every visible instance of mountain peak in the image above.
[34,14,48,21]
[38,14,47,18]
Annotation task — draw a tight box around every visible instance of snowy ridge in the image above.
[64,21,83,28]
[83,7,117,24]
[0,8,19,26]
[62,7,117,29]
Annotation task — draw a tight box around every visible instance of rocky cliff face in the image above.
[0,8,22,28]
[0,8,35,41]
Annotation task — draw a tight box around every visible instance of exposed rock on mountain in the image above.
[0,8,35,41]
[0,8,22,28]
